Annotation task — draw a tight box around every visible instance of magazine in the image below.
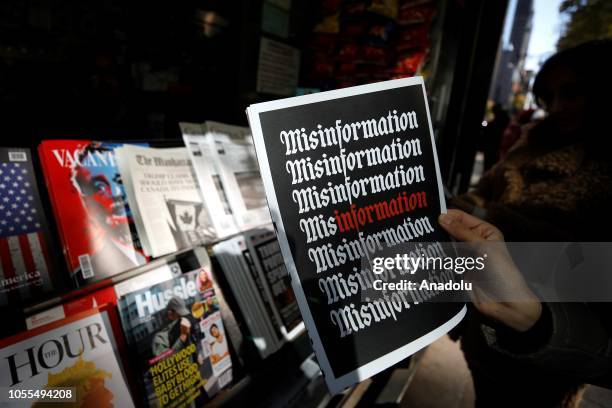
[0,148,54,305]
[180,123,238,239]
[25,261,181,330]
[247,77,466,393]
[114,145,215,258]
[0,308,134,407]
[117,267,232,406]
[38,140,147,285]
[25,286,118,330]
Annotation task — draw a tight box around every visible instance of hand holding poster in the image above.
[247,77,466,393]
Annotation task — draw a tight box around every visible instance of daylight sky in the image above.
[524,0,564,71]
[502,0,564,72]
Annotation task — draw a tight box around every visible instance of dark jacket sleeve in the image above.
[483,203,575,241]
[481,302,612,387]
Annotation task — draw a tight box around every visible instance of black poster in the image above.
[247,77,465,393]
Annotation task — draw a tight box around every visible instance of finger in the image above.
[438,212,484,242]
[446,209,488,229]
[444,209,503,241]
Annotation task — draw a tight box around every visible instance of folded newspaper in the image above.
[115,145,216,257]
[180,121,271,234]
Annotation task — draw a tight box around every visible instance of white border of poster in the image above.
[247,76,466,394]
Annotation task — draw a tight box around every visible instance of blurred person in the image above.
[481,103,510,171]
[497,108,534,161]
[447,40,612,407]
[453,40,612,241]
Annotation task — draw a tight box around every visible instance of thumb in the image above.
[438,212,483,242]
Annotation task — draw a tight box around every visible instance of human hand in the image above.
[438,209,542,332]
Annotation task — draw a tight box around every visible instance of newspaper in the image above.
[180,123,238,239]
[115,145,215,257]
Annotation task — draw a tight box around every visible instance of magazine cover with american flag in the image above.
[0,148,54,306]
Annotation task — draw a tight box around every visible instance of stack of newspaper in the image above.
[180,121,271,239]
[212,225,303,359]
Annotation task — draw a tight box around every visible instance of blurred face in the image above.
[167,309,179,321]
[211,326,220,338]
[200,270,209,283]
[538,66,586,136]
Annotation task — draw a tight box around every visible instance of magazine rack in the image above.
[17,241,421,407]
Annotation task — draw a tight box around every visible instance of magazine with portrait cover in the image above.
[247,77,466,393]
[0,307,134,407]
[245,226,304,340]
[0,148,55,306]
[38,140,148,286]
[204,121,272,230]
[179,122,238,239]
[114,145,216,258]
[117,267,233,406]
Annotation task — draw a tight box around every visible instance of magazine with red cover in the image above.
[38,140,148,286]
[24,286,119,330]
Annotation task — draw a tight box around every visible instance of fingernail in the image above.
[439,213,454,226]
